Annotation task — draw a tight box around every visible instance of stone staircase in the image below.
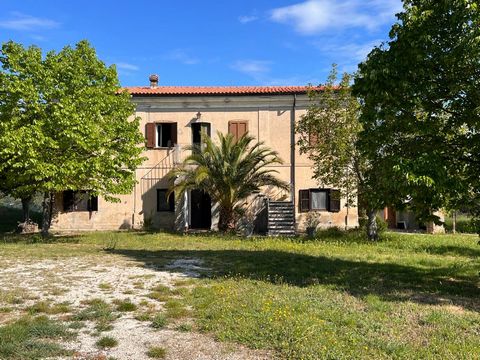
[267,201,296,236]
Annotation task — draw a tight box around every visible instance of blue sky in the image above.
[0,0,402,87]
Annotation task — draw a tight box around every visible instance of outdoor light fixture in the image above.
[196,111,202,120]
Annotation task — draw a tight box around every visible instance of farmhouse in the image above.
[50,75,359,234]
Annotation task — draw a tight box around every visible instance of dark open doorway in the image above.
[190,189,212,229]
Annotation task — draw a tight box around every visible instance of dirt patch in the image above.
[0,255,272,360]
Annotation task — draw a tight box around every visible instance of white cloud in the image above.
[165,49,199,65]
[315,39,383,62]
[270,0,402,34]
[231,60,272,77]
[312,39,385,73]
[238,15,258,24]
[0,12,59,31]
[116,62,139,71]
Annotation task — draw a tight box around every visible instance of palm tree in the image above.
[169,131,289,232]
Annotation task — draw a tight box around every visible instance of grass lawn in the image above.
[0,230,479,359]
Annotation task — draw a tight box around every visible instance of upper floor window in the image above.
[145,122,177,149]
[228,121,248,141]
[192,122,211,152]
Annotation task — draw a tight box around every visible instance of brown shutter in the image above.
[238,122,247,138]
[228,121,238,140]
[170,123,177,146]
[228,121,248,141]
[328,189,341,212]
[145,123,156,148]
[299,190,310,212]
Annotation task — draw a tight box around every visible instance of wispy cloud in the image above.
[270,0,402,34]
[0,12,59,31]
[315,39,383,62]
[238,15,258,24]
[231,60,272,77]
[116,62,139,71]
[165,49,199,65]
[230,60,316,85]
[313,39,384,73]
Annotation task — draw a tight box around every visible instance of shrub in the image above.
[444,215,477,234]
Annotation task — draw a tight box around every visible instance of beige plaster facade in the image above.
[51,88,359,233]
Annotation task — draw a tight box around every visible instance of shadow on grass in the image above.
[110,248,480,312]
[421,245,480,258]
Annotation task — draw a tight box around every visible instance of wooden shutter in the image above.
[299,190,310,212]
[228,121,238,140]
[170,123,177,146]
[328,189,341,212]
[63,190,75,212]
[228,121,248,141]
[238,122,247,138]
[87,195,98,212]
[145,123,156,148]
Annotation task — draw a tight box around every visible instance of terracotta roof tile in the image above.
[122,85,322,96]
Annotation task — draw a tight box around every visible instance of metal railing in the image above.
[140,146,179,192]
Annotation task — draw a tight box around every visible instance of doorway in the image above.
[190,189,211,229]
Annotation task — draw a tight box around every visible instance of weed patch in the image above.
[151,313,167,329]
[96,336,118,349]
[146,346,166,358]
[0,316,73,359]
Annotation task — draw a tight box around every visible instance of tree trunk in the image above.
[21,196,31,223]
[218,207,236,233]
[41,192,55,237]
[367,209,378,241]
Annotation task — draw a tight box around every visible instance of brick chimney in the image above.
[149,74,159,88]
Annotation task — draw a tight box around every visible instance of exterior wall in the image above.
[51,93,358,232]
[381,207,445,233]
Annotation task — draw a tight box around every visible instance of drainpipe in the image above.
[290,94,297,225]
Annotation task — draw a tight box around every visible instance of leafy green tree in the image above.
[296,65,382,240]
[0,40,145,234]
[170,132,289,232]
[353,0,480,232]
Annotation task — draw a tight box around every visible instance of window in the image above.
[145,122,177,148]
[192,122,211,152]
[157,189,174,212]
[228,121,248,141]
[299,189,341,213]
[311,190,327,210]
[63,190,98,212]
[157,123,176,148]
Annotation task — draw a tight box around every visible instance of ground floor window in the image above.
[299,189,340,213]
[63,190,98,212]
[157,189,174,212]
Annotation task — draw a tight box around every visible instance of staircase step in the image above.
[268,211,294,214]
